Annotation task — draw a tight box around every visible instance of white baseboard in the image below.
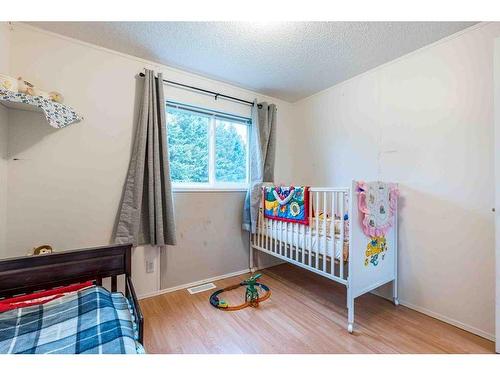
[366,288,495,342]
[138,262,280,300]
[255,260,286,270]
[399,299,495,342]
[138,268,251,300]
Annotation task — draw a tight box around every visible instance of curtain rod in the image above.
[138,72,256,107]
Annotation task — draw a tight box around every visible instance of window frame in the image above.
[166,101,251,192]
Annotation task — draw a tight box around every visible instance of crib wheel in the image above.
[347,323,353,334]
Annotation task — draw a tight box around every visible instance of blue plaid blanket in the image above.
[0,286,140,354]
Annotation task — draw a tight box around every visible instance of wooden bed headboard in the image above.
[0,244,132,299]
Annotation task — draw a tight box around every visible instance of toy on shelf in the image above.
[0,74,17,93]
[209,274,271,311]
[0,74,65,104]
[49,91,63,103]
[16,76,64,103]
[17,77,36,96]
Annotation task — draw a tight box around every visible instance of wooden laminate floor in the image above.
[139,264,494,354]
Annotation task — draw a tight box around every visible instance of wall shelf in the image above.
[0,89,83,128]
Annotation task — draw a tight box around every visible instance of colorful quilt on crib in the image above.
[263,186,309,225]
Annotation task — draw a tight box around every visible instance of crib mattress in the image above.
[259,223,348,261]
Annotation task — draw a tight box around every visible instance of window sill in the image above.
[173,187,248,193]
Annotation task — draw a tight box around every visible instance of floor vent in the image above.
[187,282,217,294]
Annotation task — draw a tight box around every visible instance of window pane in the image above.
[167,107,209,183]
[215,120,248,183]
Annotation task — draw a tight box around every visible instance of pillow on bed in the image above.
[0,281,94,313]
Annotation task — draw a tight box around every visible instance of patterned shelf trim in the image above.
[0,89,83,129]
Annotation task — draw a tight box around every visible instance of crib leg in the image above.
[392,278,399,306]
[347,287,354,333]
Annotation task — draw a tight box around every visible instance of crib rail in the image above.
[251,187,349,284]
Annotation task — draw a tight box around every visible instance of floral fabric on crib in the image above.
[263,185,310,225]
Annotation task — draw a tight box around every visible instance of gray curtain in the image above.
[115,69,177,246]
[243,101,277,233]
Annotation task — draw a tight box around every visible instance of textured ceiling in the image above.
[27,22,476,102]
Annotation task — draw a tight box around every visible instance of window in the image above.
[166,102,250,190]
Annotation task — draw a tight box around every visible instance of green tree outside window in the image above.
[167,106,248,186]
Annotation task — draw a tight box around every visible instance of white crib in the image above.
[250,180,399,333]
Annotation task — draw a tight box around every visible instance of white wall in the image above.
[5,23,291,297]
[494,36,500,353]
[0,105,7,258]
[0,22,11,257]
[292,22,499,339]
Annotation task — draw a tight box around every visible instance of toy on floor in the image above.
[209,274,271,311]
